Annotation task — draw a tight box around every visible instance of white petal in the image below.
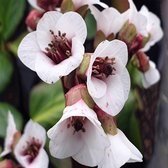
[56,12,87,44]
[73,121,109,167]
[0,112,17,157]
[94,67,130,116]
[18,32,41,71]
[90,6,123,36]
[24,120,46,146]
[94,40,128,66]
[98,129,142,168]
[48,121,83,158]
[36,11,62,51]
[28,0,43,11]
[35,37,84,84]
[117,129,143,162]
[142,61,160,88]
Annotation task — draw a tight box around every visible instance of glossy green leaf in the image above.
[0,52,13,93]
[0,0,25,40]
[85,11,96,40]
[29,80,65,128]
[0,103,23,138]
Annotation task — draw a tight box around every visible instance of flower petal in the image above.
[35,37,84,84]
[18,32,41,71]
[73,120,109,167]
[0,112,17,157]
[142,61,160,88]
[98,129,142,168]
[36,11,62,51]
[56,11,87,44]
[24,120,46,146]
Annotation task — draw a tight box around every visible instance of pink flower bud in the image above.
[26,10,43,31]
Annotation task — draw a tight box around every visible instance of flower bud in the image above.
[65,84,95,108]
[0,160,14,168]
[94,105,117,135]
[77,53,91,81]
[26,10,43,31]
[134,51,150,72]
[118,21,137,46]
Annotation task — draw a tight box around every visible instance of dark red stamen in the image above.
[92,57,116,80]
[21,138,42,164]
[45,30,72,64]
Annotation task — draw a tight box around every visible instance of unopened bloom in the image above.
[18,11,87,84]
[142,60,160,89]
[1,112,18,157]
[90,5,123,38]
[14,120,48,168]
[87,40,130,116]
[47,99,109,167]
[98,129,143,168]
[139,6,163,52]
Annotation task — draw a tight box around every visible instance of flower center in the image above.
[21,137,42,164]
[67,117,86,133]
[37,0,62,11]
[45,30,72,64]
[92,57,116,80]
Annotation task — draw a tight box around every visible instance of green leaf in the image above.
[0,103,23,138]
[29,81,65,128]
[0,0,25,40]
[85,11,96,40]
[0,52,13,93]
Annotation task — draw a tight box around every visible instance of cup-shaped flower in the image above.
[90,5,123,37]
[122,0,147,37]
[18,11,87,84]
[86,40,130,116]
[139,6,163,52]
[14,120,48,168]
[98,129,142,168]
[72,0,108,10]
[1,112,18,157]
[47,99,109,167]
[142,60,160,89]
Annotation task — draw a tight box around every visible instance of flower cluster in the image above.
[6,0,163,167]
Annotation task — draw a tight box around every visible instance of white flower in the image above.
[142,60,160,89]
[98,129,143,168]
[18,11,87,84]
[47,99,109,167]
[14,120,48,168]
[139,6,163,52]
[122,0,148,36]
[90,5,123,37]
[72,0,108,10]
[0,112,18,157]
[87,40,130,116]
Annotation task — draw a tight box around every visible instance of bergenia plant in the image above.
[1,0,163,168]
